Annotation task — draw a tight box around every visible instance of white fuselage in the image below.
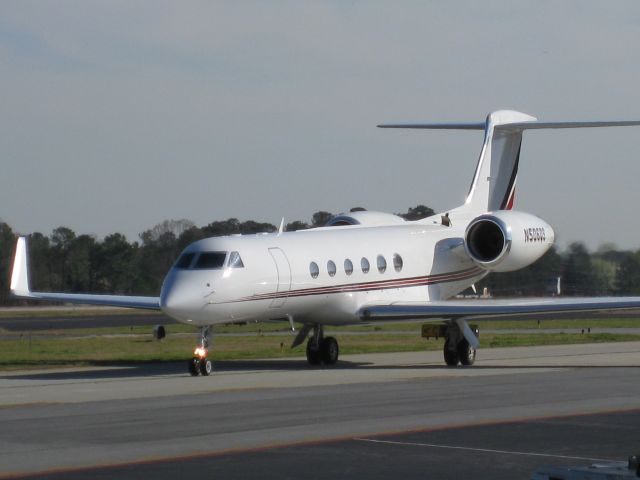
[159,221,487,327]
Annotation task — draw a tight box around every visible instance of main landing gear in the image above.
[443,320,478,367]
[292,324,339,366]
[306,332,339,366]
[189,326,213,376]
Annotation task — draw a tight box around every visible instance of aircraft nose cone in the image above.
[160,288,179,318]
[160,272,199,321]
[160,288,179,315]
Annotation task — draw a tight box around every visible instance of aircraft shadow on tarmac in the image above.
[2,357,639,381]
[0,359,366,380]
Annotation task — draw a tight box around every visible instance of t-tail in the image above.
[379,109,640,216]
[461,110,534,214]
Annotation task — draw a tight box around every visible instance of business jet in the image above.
[10,110,640,376]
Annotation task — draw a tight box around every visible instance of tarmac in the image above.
[1,342,640,479]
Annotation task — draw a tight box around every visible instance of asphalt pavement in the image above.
[1,342,640,479]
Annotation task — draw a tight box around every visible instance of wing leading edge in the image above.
[10,237,161,310]
[359,297,640,322]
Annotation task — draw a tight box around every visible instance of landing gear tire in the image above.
[321,336,339,365]
[457,339,476,366]
[188,357,200,376]
[306,339,322,365]
[199,358,213,376]
[443,341,460,367]
[305,326,339,366]
[188,326,213,377]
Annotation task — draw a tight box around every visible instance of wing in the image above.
[359,297,640,322]
[10,237,161,310]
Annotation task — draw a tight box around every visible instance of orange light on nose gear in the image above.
[194,346,208,358]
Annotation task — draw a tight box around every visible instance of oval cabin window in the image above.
[344,259,354,276]
[361,257,370,274]
[327,260,337,277]
[310,262,319,279]
[393,253,403,272]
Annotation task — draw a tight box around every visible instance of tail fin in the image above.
[463,110,535,213]
[379,110,640,215]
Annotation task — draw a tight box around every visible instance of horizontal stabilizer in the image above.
[378,122,485,130]
[378,119,640,131]
[379,110,640,214]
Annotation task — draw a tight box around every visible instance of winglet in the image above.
[10,237,32,298]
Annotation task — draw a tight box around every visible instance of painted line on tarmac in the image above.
[353,438,613,462]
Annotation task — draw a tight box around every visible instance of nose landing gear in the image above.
[189,326,213,376]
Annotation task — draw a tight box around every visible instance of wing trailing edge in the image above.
[359,297,640,322]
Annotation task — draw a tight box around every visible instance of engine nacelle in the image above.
[464,210,554,272]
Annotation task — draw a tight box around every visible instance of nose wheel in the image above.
[189,354,212,376]
[189,326,213,377]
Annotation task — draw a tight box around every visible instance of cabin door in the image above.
[268,247,291,308]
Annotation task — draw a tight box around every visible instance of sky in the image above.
[1,1,639,250]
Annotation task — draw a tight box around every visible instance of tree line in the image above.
[1,204,640,305]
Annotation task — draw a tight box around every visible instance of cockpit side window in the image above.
[228,251,245,268]
[193,252,227,269]
[175,252,196,269]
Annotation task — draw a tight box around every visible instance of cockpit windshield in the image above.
[193,252,227,269]
[174,250,244,270]
[174,252,196,269]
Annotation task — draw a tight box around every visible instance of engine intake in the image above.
[466,218,507,263]
[464,211,554,272]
